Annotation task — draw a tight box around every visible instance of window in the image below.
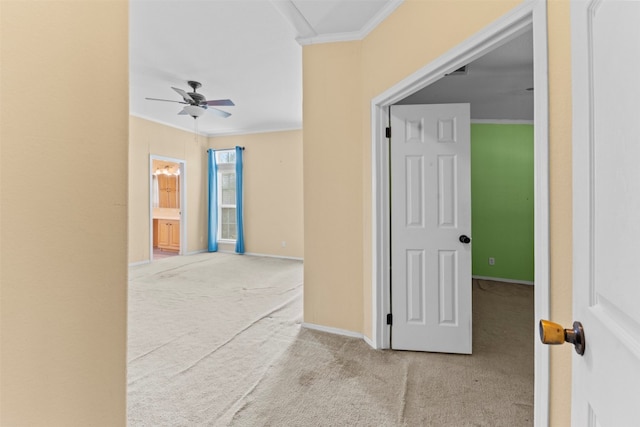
[216,151,237,241]
[219,172,236,240]
[217,150,236,164]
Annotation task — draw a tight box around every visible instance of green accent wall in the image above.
[471,124,534,282]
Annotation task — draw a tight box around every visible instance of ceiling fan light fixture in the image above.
[147,81,234,120]
[183,105,206,118]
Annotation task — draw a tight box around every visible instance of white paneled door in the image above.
[390,104,471,353]
[571,1,640,425]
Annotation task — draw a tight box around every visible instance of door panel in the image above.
[390,103,471,353]
[572,1,640,425]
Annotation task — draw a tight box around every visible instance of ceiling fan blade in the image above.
[146,97,187,104]
[172,87,195,103]
[208,107,232,118]
[204,99,235,107]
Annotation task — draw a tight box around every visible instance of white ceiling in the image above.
[398,30,533,120]
[130,0,399,136]
[130,1,302,136]
[130,1,533,137]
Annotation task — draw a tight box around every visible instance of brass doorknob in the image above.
[539,319,586,356]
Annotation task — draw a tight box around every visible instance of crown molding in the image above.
[130,113,301,138]
[207,125,302,138]
[270,0,317,39]
[296,0,404,46]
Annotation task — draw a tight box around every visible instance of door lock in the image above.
[539,319,586,356]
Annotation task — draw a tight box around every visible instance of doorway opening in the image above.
[370,2,549,424]
[149,155,187,261]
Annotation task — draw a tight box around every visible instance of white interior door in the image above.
[390,103,471,353]
[572,1,640,425]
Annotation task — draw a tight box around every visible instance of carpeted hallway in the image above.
[128,253,533,426]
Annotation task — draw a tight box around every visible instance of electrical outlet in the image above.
[488,257,495,266]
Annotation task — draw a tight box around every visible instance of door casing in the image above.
[369,1,550,425]
[149,154,187,259]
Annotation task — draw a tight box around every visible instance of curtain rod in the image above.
[208,146,245,152]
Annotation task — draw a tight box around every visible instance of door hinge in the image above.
[386,313,393,325]
[385,127,391,138]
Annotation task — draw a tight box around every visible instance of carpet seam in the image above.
[174,285,302,376]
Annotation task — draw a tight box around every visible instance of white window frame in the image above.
[216,151,237,243]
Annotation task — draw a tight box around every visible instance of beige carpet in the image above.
[128,253,533,426]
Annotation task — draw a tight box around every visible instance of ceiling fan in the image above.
[146,80,234,119]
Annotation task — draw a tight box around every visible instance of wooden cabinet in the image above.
[156,219,180,252]
[157,175,180,208]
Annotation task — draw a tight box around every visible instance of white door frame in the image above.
[149,154,187,259]
[369,0,549,424]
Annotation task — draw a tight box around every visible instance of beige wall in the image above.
[0,1,128,425]
[303,42,363,331]
[0,0,574,425]
[129,118,304,263]
[209,130,304,259]
[547,1,573,425]
[302,0,573,424]
[129,116,209,263]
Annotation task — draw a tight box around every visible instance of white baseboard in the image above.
[471,119,534,125]
[302,323,363,339]
[213,248,236,255]
[186,249,208,256]
[363,334,376,349]
[183,248,303,262]
[244,252,303,261]
[129,260,150,267]
[128,249,302,267]
[473,275,534,286]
